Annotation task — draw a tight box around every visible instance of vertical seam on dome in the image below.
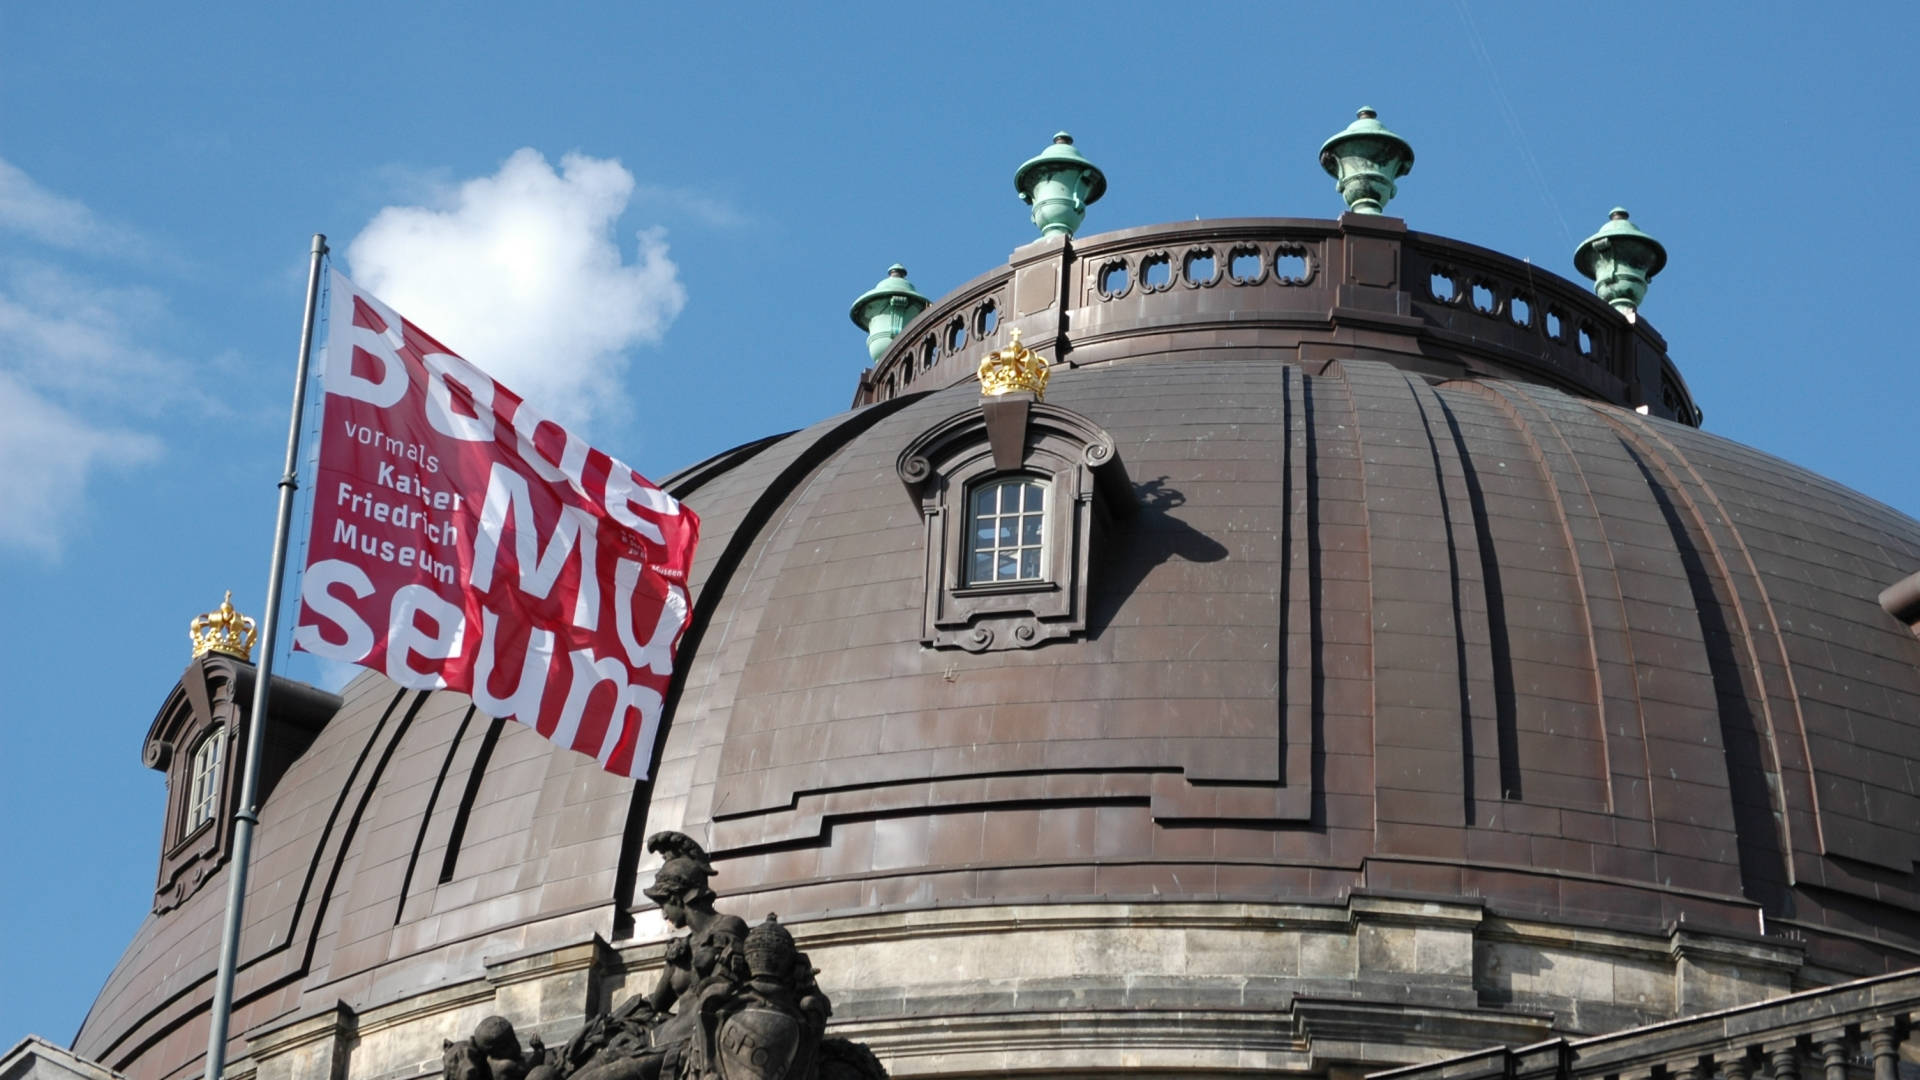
[1490,383,1643,821]
[1281,366,1316,808]
[1430,389,1527,806]
[1337,359,1472,850]
[300,691,431,975]
[1601,425,1766,902]
[396,705,476,924]
[283,687,411,969]
[1320,360,1376,844]
[437,712,507,889]
[1603,412,1809,893]
[1409,378,1509,822]
[1446,380,1607,813]
[698,435,867,818]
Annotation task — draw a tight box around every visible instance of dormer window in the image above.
[968,478,1047,584]
[898,393,1133,651]
[145,598,340,912]
[187,727,224,833]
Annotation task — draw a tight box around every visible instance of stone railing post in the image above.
[1814,1033,1851,1080]
[1717,1051,1753,1080]
[1866,1025,1901,1080]
[1766,1042,1802,1080]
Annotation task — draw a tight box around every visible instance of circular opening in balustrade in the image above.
[921,336,937,370]
[1545,309,1564,341]
[1430,270,1457,303]
[1471,281,1496,314]
[1578,325,1595,357]
[1228,246,1263,284]
[1141,253,1172,291]
[1510,294,1533,328]
[976,300,999,337]
[1098,260,1132,298]
[1184,248,1218,286]
[1274,247,1311,285]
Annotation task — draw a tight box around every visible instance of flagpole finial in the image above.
[190,590,258,661]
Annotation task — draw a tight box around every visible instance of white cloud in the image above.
[0,371,160,558]
[0,157,203,560]
[345,149,687,430]
[0,259,197,560]
[0,157,138,256]
[0,260,208,415]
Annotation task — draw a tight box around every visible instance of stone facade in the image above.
[167,900,1836,1080]
[3,1039,126,1080]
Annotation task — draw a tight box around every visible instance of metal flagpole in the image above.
[204,233,329,1080]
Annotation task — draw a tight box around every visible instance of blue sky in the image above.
[3,0,1917,1051]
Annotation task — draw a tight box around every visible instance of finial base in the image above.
[1328,161,1402,215]
[1027,184,1088,239]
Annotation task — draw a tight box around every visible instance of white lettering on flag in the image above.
[293,271,699,780]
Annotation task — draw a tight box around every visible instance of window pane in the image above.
[189,730,223,830]
[964,477,1051,585]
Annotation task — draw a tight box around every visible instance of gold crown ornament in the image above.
[190,591,258,660]
[976,327,1050,401]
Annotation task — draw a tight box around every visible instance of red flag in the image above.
[293,271,698,779]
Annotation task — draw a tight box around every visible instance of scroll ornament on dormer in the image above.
[976,327,1050,401]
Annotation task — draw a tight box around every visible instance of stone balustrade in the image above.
[853,215,1701,428]
[1368,967,1919,1080]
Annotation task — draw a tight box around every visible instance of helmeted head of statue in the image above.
[642,831,718,925]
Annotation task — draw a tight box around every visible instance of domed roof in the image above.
[76,215,1920,1078]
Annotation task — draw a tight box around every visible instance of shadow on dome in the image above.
[1085,476,1231,640]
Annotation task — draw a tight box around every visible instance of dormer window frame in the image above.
[146,663,247,912]
[142,655,338,913]
[898,394,1134,651]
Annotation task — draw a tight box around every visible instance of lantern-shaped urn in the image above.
[1574,208,1667,317]
[1014,132,1107,239]
[1319,107,1415,215]
[849,264,931,363]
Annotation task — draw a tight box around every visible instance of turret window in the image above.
[187,728,223,833]
[969,478,1047,583]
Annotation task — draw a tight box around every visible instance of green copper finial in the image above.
[1573,208,1667,318]
[849,263,931,362]
[1015,131,1107,239]
[1319,107,1415,215]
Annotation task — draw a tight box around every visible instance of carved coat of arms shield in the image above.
[713,1008,802,1080]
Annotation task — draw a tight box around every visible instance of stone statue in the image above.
[446,831,886,1080]
[444,1016,556,1080]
